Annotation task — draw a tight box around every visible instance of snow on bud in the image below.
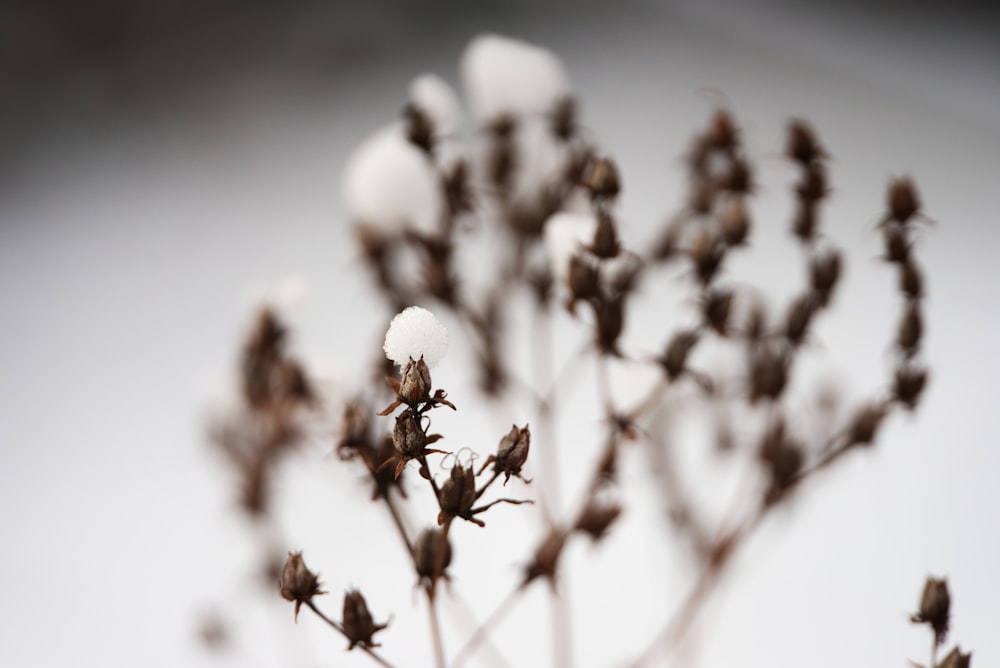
[409,74,463,137]
[461,34,571,124]
[383,306,449,368]
[342,123,443,236]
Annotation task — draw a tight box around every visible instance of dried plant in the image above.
[204,34,964,668]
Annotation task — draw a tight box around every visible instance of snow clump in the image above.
[383,306,449,368]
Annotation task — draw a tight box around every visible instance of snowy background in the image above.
[2,1,999,666]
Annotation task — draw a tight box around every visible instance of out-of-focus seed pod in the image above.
[659,330,700,380]
[342,590,388,650]
[911,577,951,646]
[278,552,324,621]
[846,403,887,446]
[524,528,568,585]
[900,258,924,301]
[719,198,750,246]
[574,500,622,541]
[583,156,621,201]
[810,249,842,307]
[415,528,453,582]
[888,177,921,224]
[898,302,924,357]
[786,119,825,165]
[894,365,929,410]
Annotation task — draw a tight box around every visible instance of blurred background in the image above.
[2,0,998,666]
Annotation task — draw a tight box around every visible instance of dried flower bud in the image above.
[279,552,324,621]
[846,403,886,446]
[524,528,567,585]
[786,119,825,165]
[911,576,950,646]
[888,176,921,224]
[590,210,621,259]
[337,400,371,459]
[568,253,600,304]
[342,590,388,650]
[415,528,453,582]
[439,464,477,523]
[493,424,531,483]
[659,330,699,380]
[759,419,804,502]
[574,500,622,541]
[810,249,842,307]
[690,229,725,285]
[707,109,737,152]
[703,289,733,335]
[792,200,818,241]
[392,411,427,458]
[749,344,788,402]
[399,356,433,404]
[583,156,621,200]
[797,162,828,203]
[720,158,752,195]
[938,646,972,668]
[784,294,816,345]
[894,365,929,410]
[719,198,750,246]
[900,258,924,300]
[898,302,924,357]
[883,225,910,263]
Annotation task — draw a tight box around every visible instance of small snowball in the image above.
[341,122,443,236]
[409,74,463,136]
[461,34,571,124]
[544,211,598,284]
[383,306,449,368]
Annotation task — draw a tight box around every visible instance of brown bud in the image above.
[279,552,324,621]
[494,424,531,483]
[719,198,750,246]
[888,176,921,224]
[392,411,427,458]
[342,590,388,650]
[784,294,816,346]
[574,500,622,541]
[590,210,621,259]
[720,158,752,195]
[704,289,733,335]
[911,576,950,646]
[810,249,842,307]
[707,109,737,152]
[749,344,788,402]
[883,225,910,263]
[786,119,825,165]
[759,420,804,502]
[337,400,371,459]
[524,528,567,585]
[792,200,818,241]
[583,156,621,201]
[894,365,929,410]
[415,528,453,582]
[399,357,432,404]
[898,302,923,357]
[938,646,972,668]
[690,229,725,285]
[659,330,699,380]
[593,294,625,355]
[900,258,924,300]
[797,161,829,203]
[846,403,886,446]
[651,220,682,262]
[439,464,476,522]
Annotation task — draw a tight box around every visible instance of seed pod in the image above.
[342,590,388,649]
[938,646,972,668]
[897,302,924,357]
[887,176,921,224]
[574,500,622,541]
[786,119,825,165]
[337,400,371,459]
[594,294,625,355]
[883,225,910,263]
[583,156,621,201]
[524,528,568,585]
[846,403,886,446]
[900,258,924,300]
[659,330,700,380]
[719,198,750,246]
[551,96,577,141]
[894,365,929,410]
[792,200,818,241]
[399,357,433,404]
[911,577,950,646]
[278,552,324,621]
[707,109,738,152]
[759,419,804,502]
[810,249,842,307]
[392,411,427,457]
[404,103,435,155]
[749,344,788,402]
[720,158,752,195]
[690,229,725,285]
[704,289,733,335]
[590,210,621,259]
[439,464,476,523]
[784,294,815,346]
[797,162,828,203]
[568,253,600,303]
[415,528,453,581]
[493,424,531,483]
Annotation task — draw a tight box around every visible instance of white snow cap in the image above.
[383,306,449,368]
[461,34,571,124]
[544,211,598,284]
[409,74,463,136]
[341,122,443,236]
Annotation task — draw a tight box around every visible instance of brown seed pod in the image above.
[719,197,750,246]
[894,365,929,410]
[786,119,825,165]
[415,528,453,582]
[278,552,324,621]
[897,302,924,357]
[887,176,921,224]
[899,258,924,300]
[659,330,700,380]
[911,576,951,646]
[583,156,621,201]
[341,590,388,650]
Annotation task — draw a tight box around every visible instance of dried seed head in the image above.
[900,258,924,300]
[888,176,921,224]
[278,552,324,621]
[689,229,726,285]
[704,289,734,335]
[749,344,788,402]
[707,109,737,152]
[590,210,621,259]
[792,200,818,241]
[894,365,929,410]
[337,400,371,459]
[938,646,972,668]
[846,403,887,446]
[574,500,622,541]
[399,356,433,404]
[810,249,842,307]
[797,162,829,203]
[583,156,621,201]
[759,420,804,503]
[786,119,825,165]
[659,330,700,380]
[720,158,752,195]
[784,294,816,346]
[494,424,531,483]
[524,528,567,585]
[342,590,388,650]
[392,411,427,458]
[719,198,750,246]
[912,576,951,646]
[883,225,910,263]
[242,308,288,410]
[898,302,924,357]
[439,464,477,522]
[415,528,453,581]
